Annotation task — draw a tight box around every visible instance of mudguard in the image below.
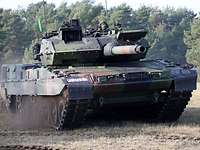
[67,81,93,100]
[171,68,197,92]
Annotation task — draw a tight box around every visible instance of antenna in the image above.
[105,0,108,21]
[43,0,47,32]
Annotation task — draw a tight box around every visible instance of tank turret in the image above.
[33,19,149,66]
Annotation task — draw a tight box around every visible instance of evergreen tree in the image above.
[185,17,200,72]
[0,0,197,68]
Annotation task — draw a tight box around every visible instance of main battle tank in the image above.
[0,19,197,130]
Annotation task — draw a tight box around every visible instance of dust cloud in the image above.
[0,96,55,130]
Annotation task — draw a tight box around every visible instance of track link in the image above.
[57,99,89,130]
[155,91,192,122]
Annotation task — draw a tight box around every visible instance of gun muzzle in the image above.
[104,43,146,56]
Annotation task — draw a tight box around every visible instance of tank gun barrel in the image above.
[104,43,146,56]
[112,45,145,55]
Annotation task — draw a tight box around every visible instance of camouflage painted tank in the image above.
[0,19,197,130]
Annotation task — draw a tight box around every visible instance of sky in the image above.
[0,0,199,13]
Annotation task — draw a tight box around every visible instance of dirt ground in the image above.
[0,84,200,150]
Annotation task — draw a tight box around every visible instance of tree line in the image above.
[0,0,199,73]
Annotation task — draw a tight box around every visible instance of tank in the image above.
[0,19,198,130]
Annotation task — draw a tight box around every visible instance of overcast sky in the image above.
[0,0,199,13]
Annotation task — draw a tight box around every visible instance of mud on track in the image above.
[0,84,200,150]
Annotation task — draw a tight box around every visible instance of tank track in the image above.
[0,145,55,150]
[155,91,192,122]
[7,95,89,130]
[56,99,89,130]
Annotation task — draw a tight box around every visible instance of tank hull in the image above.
[0,59,197,129]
